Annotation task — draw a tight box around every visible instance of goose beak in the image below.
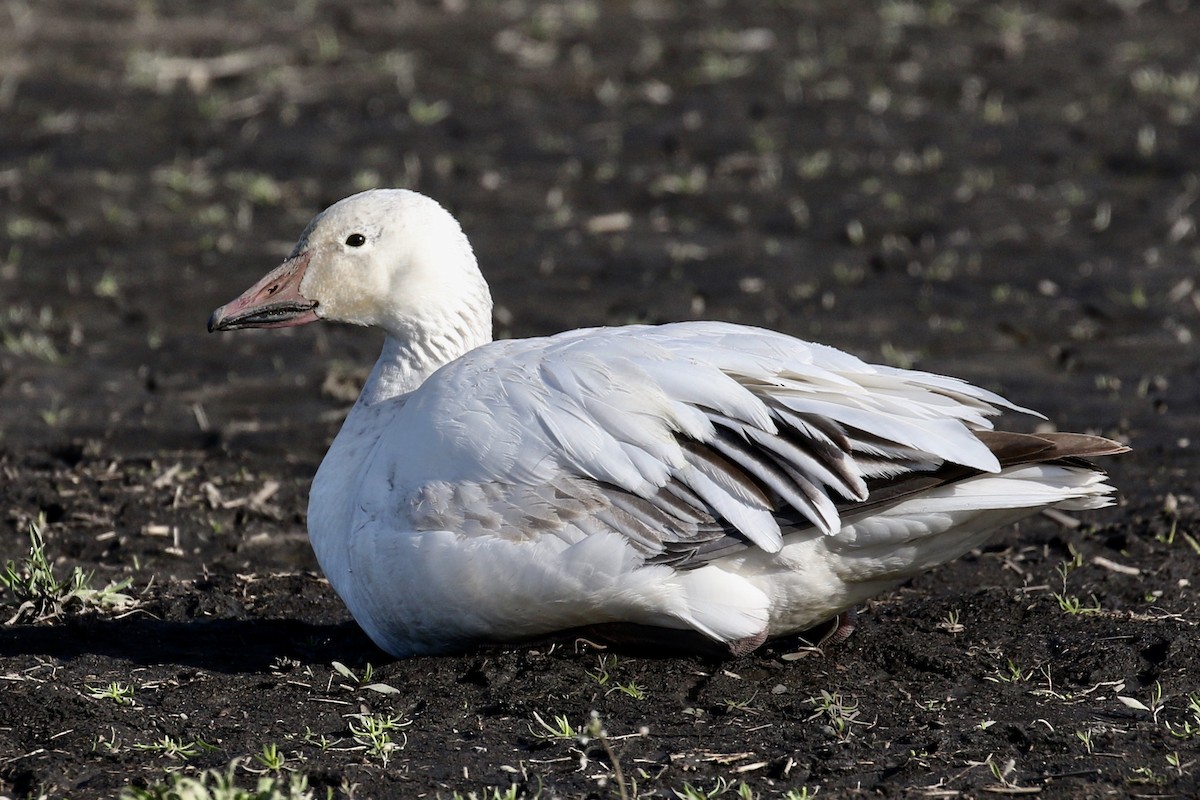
[208,251,320,332]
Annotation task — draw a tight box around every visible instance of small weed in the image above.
[447,786,527,800]
[2,329,61,362]
[878,340,919,370]
[784,789,817,800]
[1,515,136,623]
[1030,665,1074,701]
[1148,682,1167,723]
[120,758,314,799]
[650,165,708,196]
[722,693,759,714]
[225,171,283,206]
[347,712,407,765]
[986,658,1034,684]
[332,660,375,684]
[610,681,646,700]
[805,690,870,741]
[330,660,398,695]
[583,655,645,699]
[1129,765,1165,786]
[1156,517,1179,545]
[86,681,136,706]
[93,271,121,298]
[984,755,1018,788]
[1155,515,1200,555]
[93,730,123,754]
[671,777,799,799]
[1117,683,1168,727]
[1053,592,1101,615]
[937,609,964,635]
[528,711,579,741]
[1051,547,1087,612]
[269,656,300,674]
[253,743,287,772]
[1,305,61,363]
[39,399,72,428]
[294,727,339,752]
[586,655,617,687]
[1166,693,1200,739]
[1057,546,1084,577]
[408,97,451,125]
[132,736,218,760]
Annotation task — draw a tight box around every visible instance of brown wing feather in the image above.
[844,431,1127,518]
[974,430,1129,465]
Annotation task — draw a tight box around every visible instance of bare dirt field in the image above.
[1,1,1198,797]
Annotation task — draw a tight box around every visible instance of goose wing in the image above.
[367,321,1050,566]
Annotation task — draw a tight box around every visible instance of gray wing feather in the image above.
[391,321,1040,566]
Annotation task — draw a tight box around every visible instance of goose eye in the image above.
[345,233,367,247]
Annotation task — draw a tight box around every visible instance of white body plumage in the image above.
[210,189,1123,657]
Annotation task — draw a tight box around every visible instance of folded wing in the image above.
[376,321,1120,566]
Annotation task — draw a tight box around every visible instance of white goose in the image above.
[209,189,1126,657]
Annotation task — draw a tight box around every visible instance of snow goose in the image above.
[209,189,1126,657]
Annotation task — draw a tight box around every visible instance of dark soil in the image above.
[2,1,1199,798]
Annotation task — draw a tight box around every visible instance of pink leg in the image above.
[817,608,858,647]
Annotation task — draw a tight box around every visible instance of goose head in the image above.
[208,189,493,349]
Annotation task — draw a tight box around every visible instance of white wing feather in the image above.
[375,321,1026,558]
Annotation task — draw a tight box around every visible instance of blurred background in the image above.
[1,0,1197,471]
